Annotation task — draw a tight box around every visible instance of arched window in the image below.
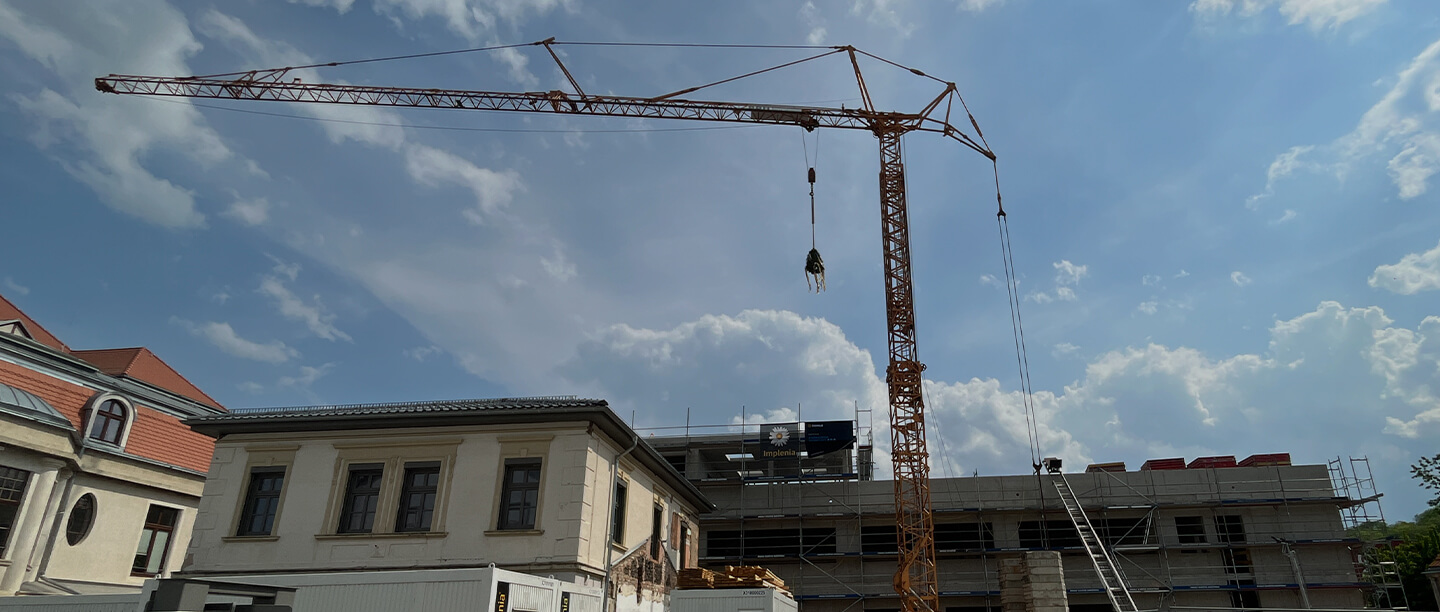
[66,493,96,545]
[88,399,127,445]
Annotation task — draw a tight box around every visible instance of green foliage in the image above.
[1415,453,1440,508]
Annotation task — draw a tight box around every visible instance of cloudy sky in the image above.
[3,0,1439,518]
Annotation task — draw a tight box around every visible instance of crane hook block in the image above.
[805,248,826,293]
[808,167,816,184]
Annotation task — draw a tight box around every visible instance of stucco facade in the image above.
[0,293,224,596]
[178,397,711,610]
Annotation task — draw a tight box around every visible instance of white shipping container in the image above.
[671,588,797,612]
[220,566,601,612]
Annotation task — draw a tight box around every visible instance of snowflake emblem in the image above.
[769,426,791,447]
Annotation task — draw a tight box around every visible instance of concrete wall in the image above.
[183,421,701,582]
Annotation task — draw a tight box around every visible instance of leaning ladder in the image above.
[1053,474,1139,612]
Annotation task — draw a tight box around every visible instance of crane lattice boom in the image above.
[96,43,996,612]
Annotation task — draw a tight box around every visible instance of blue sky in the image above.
[3,0,1439,518]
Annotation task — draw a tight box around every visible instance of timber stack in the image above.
[678,566,788,594]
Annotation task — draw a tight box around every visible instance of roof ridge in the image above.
[0,293,70,352]
[221,395,594,416]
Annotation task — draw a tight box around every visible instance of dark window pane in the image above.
[132,504,177,575]
[1175,516,1206,544]
[66,493,97,545]
[2,466,31,556]
[499,459,542,530]
[396,463,441,533]
[238,468,286,536]
[338,464,383,534]
[1018,520,1080,549]
[89,399,128,444]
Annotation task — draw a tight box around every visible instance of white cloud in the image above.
[1270,209,1298,225]
[800,2,827,45]
[1175,269,1191,279]
[0,0,235,229]
[1025,291,1054,304]
[1231,271,1253,286]
[1369,239,1440,294]
[1250,38,1440,203]
[1053,260,1088,285]
[850,0,914,38]
[173,317,299,363]
[258,260,353,342]
[1052,342,1080,358]
[404,345,443,361]
[287,0,359,11]
[540,246,578,282]
[1137,301,1159,315]
[237,381,265,393]
[404,144,523,224]
[979,274,1002,287]
[3,277,30,296]
[957,0,1004,11]
[1190,0,1386,31]
[1142,274,1162,287]
[223,197,270,226]
[280,362,336,388]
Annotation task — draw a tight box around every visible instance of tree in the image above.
[1414,453,1440,508]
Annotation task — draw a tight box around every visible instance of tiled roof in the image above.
[71,347,225,411]
[0,294,68,352]
[191,396,603,422]
[0,359,216,473]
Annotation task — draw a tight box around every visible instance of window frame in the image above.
[84,395,134,448]
[395,461,442,533]
[497,458,543,531]
[337,463,385,534]
[237,466,287,537]
[0,465,32,558]
[65,492,98,546]
[320,441,460,538]
[650,502,663,558]
[1175,515,1207,545]
[610,478,628,544]
[131,504,179,576]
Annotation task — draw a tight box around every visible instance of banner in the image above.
[757,422,800,461]
[804,421,855,457]
[494,582,510,612]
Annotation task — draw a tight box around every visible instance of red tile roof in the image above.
[71,347,225,411]
[0,293,69,352]
[0,359,216,473]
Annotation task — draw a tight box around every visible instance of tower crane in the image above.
[97,40,999,612]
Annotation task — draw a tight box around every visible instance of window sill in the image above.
[315,532,449,540]
[222,535,281,543]
[483,529,544,537]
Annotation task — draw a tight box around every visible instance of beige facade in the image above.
[0,295,225,597]
[179,398,711,597]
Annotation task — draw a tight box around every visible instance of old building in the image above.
[647,425,1386,611]
[177,397,712,612]
[0,294,224,595]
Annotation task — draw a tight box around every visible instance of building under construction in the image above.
[645,420,1402,612]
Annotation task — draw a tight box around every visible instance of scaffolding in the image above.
[1328,457,1410,611]
[644,419,1392,612]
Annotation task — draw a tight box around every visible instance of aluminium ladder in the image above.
[1053,474,1139,612]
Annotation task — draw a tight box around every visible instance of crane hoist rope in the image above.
[803,131,825,292]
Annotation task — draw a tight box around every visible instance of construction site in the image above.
[0,3,1434,610]
[646,421,1411,612]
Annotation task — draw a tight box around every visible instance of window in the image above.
[0,465,30,557]
[1175,516,1207,544]
[1098,517,1150,546]
[1214,515,1245,544]
[1229,580,1260,608]
[705,528,836,557]
[88,398,127,445]
[498,459,541,531]
[650,504,663,558]
[132,505,178,575]
[861,525,898,553]
[338,464,384,534]
[1018,520,1081,548]
[395,462,440,532]
[935,522,994,552]
[610,480,627,543]
[66,493,97,545]
[1221,547,1253,574]
[664,455,686,475]
[678,522,691,568]
[238,467,286,536]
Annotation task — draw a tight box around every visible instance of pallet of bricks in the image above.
[678,566,788,594]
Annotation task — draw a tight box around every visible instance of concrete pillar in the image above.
[1000,551,1068,612]
[0,458,64,595]
[23,467,71,583]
